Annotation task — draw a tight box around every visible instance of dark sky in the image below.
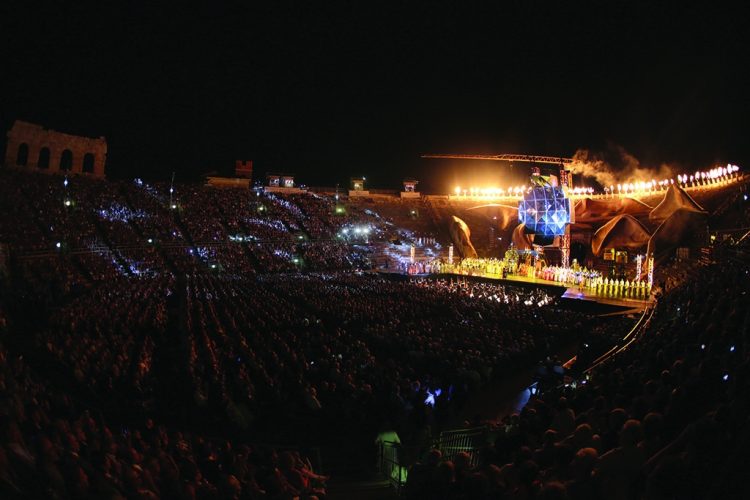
[1,2,748,192]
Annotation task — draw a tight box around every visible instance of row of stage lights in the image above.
[611,164,741,195]
[455,186,528,197]
[452,164,742,198]
[454,185,616,198]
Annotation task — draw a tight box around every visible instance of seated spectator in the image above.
[596,419,645,500]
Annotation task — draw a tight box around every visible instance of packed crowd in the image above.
[403,260,750,499]
[3,261,592,497]
[0,340,331,499]
[0,169,604,498]
[5,169,745,497]
[0,169,399,275]
[20,268,589,443]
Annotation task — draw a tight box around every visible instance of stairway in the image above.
[316,437,402,499]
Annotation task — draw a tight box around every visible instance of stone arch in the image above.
[82,153,95,173]
[5,121,107,177]
[38,147,51,169]
[60,149,73,171]
[16,143,29,166]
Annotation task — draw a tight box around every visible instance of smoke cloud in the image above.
[569,145,676,189]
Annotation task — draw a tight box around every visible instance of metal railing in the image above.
[377,440,408,494]
[583,303,655,375]
[435,426,488,467]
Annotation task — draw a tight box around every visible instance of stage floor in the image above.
[559,286,652,312]
[432,271,654,312]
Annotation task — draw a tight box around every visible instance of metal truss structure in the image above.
[421,153,573,165]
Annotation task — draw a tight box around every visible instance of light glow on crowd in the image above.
[245,217,288,232]
[228,234,258,242]
[98,203,149,223]
[273,248,294,260]
[264,192,306,220]
[338,224,375,239]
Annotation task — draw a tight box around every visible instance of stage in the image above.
[463,271,653,310]
[384,269,654,313]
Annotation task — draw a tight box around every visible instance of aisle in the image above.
[456,341,580,425]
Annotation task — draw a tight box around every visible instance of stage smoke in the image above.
[569,145,675,189]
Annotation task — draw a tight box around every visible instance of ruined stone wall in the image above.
[4,120,107,177]
[235,160,253,178]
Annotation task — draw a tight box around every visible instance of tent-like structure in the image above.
[649,184,704,223]
[511,223,534,251]
[448,215,478,258]
[591,214,652,256]
[575,197,652,223]
[648,208,709,259]
[466,203,518,230]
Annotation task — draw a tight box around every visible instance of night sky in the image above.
[1,2,748,192]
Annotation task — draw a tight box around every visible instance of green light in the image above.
[391,465,408,484]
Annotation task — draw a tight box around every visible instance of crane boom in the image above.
[422,153,573,164]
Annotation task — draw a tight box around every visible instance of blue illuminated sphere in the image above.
[518,186,571,236]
